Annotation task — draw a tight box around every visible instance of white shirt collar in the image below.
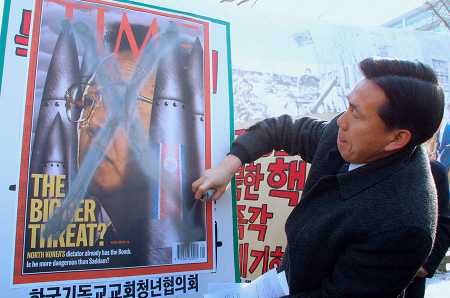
[348,163,365,171]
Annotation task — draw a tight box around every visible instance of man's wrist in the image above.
[221,154,242,178]
[229,143,251,164]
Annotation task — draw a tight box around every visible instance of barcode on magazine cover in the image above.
[172,241,207,264]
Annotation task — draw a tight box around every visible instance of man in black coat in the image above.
[193,58,445,297]
[405,159,450,298]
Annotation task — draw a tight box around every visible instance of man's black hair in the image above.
[360,57,445,146]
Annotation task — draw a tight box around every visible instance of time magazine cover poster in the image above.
[13,0,215,284]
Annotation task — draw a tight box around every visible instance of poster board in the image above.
[0,0,238,296]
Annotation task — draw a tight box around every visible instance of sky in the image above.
[0,0,429,29]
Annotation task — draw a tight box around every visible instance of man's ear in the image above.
[384,129,412,152]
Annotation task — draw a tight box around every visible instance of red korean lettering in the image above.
[274,151,289,157]
[267,158,289,188]
[249,245,270,274]
[269,189,299,206]
[235,166,245,201]
[287,160,307,190]
[248,224,268,241]
[248,204,273,224]
[237,204,248,240]
[239,242,250,278]
[269,246,284,269]
[241,163,264,201]
[14,10,32,57]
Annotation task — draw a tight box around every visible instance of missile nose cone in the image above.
[153,25,188,102]
[187,37,204,115]
[165,21,178,35]
[42,23,81,101]
[30,23,79,196]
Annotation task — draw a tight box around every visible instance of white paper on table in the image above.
[205,269,289,298]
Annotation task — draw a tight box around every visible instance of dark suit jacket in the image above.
[230,115,437,298]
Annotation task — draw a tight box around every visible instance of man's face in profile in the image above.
[336,79,398,164]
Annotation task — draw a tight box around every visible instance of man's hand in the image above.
[415,266,429,278]
[192,154,242,201]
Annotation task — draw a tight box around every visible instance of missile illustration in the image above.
[148,24,206,248]
[30,23,81,189]
[149,24,191,220]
